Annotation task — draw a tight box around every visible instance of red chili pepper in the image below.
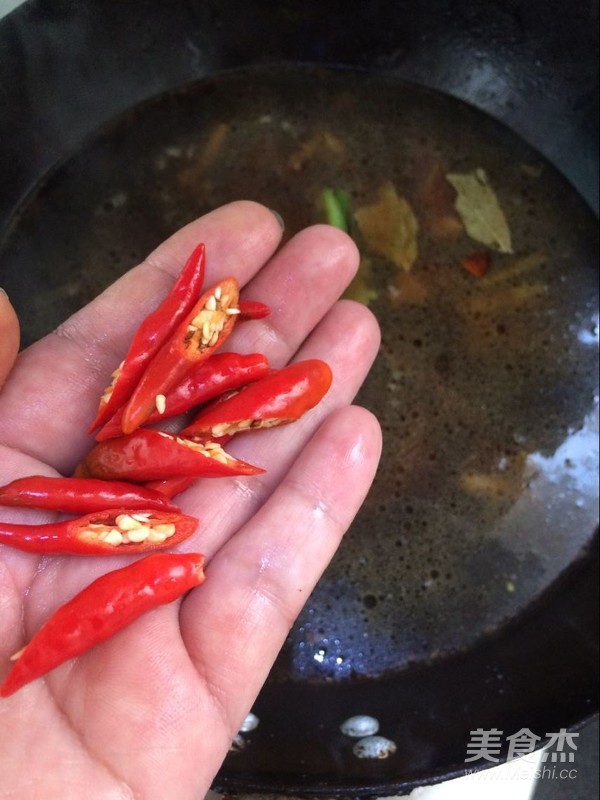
[181,359,333,439]
[121,276,240,435]
[461,250,491,278]
[238,300,270,320]
[0,476,181,514]
[95,352,269,441]
[144,476,197,498]
[76,428,263,482]
[0,508,198,555]
[0,552,204,697]
[89,243,206,432]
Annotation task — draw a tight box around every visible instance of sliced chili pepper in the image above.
[121,276,240,435]
[96,352,269,441]
[238,300,270,320]
[89,243,206,432]
[144,476,197,498]
[0,508,198,555]
[76,428,263,482]
[181,359,333,439]
[0,552,204,697]
[0,476,180,514]
[461,250,491,278]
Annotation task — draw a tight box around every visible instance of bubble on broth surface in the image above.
[239,712,260,733]
[353,735,397,759]
[340,715,380,738]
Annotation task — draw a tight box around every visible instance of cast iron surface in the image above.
[217,535,598,796]
[0,1,597,796]
[0,0,597,237]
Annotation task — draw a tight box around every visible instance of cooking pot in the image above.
[0,1,597,796]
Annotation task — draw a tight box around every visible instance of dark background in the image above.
[0,0,597,242]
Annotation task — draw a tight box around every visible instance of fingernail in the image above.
[0,288,8,299]
[269,209,285,231]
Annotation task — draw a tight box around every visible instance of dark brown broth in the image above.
[1,67,597,679]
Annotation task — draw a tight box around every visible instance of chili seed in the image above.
[116,514,142,531]
[104,529,124,546]
[147,530,167,543]
[192,311,207,327]
[124,525,151,543]
[154,523,176,536]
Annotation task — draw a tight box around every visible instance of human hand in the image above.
[0,288,19,386]
[0,201,381,799]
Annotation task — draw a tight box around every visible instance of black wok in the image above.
[0,1,597,796]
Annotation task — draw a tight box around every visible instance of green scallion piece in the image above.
[322,188,351,233]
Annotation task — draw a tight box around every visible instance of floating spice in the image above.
[419,158,463,240]
[288,129,346,171]
[344,256,379,306]
[461,251,491,278]
[354,182,419,272]
[446,168,513,254]
[389,272,428,306]
[321,187,351,233]
[483,251,546,285]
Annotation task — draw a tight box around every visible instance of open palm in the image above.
[0,202,381,799]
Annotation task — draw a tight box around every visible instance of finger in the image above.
[180,405,382,741]
[228,223,361,367]
[179,298,380,552]
[0,290,20,388]
[0,202,283,472]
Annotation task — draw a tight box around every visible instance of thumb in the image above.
[0,289,20,388]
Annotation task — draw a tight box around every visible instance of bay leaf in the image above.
[354,182,419,271]
[446,168,513,253]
